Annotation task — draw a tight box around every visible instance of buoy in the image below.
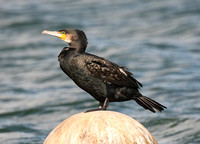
[44,111,158,144]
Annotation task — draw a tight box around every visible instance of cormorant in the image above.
[42,29,166,113]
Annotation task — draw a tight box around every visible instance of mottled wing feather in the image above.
[85,57,142,88]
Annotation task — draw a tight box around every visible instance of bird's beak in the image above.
[42,30,66,41]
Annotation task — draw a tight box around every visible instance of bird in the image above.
[42,29,166,113]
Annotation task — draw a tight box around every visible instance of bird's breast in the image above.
[59,54,108,101]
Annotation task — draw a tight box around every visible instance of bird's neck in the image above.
[69,41,87,53]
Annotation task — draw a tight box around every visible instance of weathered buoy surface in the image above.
[44,111,158,144]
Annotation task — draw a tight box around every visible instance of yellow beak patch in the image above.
[60,34,66,40]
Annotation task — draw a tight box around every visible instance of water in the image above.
[0,0,200,143]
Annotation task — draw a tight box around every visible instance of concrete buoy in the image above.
[44,111,158,144]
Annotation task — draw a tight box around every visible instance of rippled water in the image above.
[0,0,200,143]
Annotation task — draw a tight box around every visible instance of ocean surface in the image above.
[0,0,200,143]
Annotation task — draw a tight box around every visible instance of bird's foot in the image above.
[84,108,107,113]
[84,98,109,113]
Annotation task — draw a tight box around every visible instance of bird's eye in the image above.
[61,31,65,34]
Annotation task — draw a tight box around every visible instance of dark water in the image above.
[0,0,200,143]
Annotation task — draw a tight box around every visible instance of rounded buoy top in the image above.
[44,111,158,144]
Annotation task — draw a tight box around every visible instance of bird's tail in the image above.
[133,95,167,113]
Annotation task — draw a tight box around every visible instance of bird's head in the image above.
[42,29,88,52]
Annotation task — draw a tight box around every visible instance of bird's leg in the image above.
[85,98,109,113]
[98,101,104,109]
[102,97,109,110]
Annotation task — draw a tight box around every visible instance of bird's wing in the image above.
[85,56,142,88]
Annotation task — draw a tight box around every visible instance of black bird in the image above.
[42,29,166,113]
